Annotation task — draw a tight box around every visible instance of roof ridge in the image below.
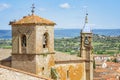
[0,65,52,80]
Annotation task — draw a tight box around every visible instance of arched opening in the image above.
[84,36,89,45]
[43,32,49,48]
[21,34,27,47]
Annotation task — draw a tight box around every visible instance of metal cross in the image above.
[31,4,35,15]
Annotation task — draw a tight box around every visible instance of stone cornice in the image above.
[12,52,55,55]
[55,59,93,64]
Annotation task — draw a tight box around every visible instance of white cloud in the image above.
[59,3,71,9]
[0,3,10,11]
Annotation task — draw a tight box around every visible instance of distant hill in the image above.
[0,29,120,39]
[55,29,120,38]
[0,30,11,39]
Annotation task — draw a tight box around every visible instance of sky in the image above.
[0,0,120,30]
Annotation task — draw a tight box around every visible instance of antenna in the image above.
[31,4,35,15]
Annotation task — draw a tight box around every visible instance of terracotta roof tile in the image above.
[11,14,56,25]
[94,68,108,72]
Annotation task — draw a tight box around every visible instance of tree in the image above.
[93,60,96,69]
[112,58,117,63]
[118,44,120,51]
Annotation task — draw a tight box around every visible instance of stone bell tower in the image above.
[10,4,56,77]
[80,13,93,80]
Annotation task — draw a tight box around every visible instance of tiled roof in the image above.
[0,49,81,62]
[94,61,120,80]
[10,14,56,25]
[94,68,108,72]
[55,51,81,61]
[0,64,51,80]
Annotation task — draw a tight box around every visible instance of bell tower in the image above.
[10,4,56,77]
[80,13,93,80]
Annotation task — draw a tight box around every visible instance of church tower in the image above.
[80,13,93,80]
[10,4,56,77]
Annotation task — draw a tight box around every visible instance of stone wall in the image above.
[36,25,54,53]
[36,54,55,77]
[53,63,85,80]
[12,25,55,54]
[11,24,55,76]
[12,54,55,77]
[12,54,36,74]
[12,25,36,54]
[0,65,51,80]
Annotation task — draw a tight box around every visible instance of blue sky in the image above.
[0,0,120,30]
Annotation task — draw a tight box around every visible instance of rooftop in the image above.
[10,14,56,26]
[0,49,83,63]
[94,61,120,80]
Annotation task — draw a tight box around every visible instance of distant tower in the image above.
[10,4,56,77]
[80,13,93,80]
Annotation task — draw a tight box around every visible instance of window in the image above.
[21,34,26,47]
[43,33,48,48]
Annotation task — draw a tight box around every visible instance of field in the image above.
[55,34,120,55]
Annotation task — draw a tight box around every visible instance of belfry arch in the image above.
[21,34,27,47]
[43,32,49,48]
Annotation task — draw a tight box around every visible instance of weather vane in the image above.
[31,4,35,15]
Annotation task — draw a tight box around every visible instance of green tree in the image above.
[112,58,117,63]
[118,44,120,51]
[93,60,96,69]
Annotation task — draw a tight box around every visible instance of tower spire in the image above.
[31,4,35,15]
[82,12,91,33]
[85,13,88,23]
